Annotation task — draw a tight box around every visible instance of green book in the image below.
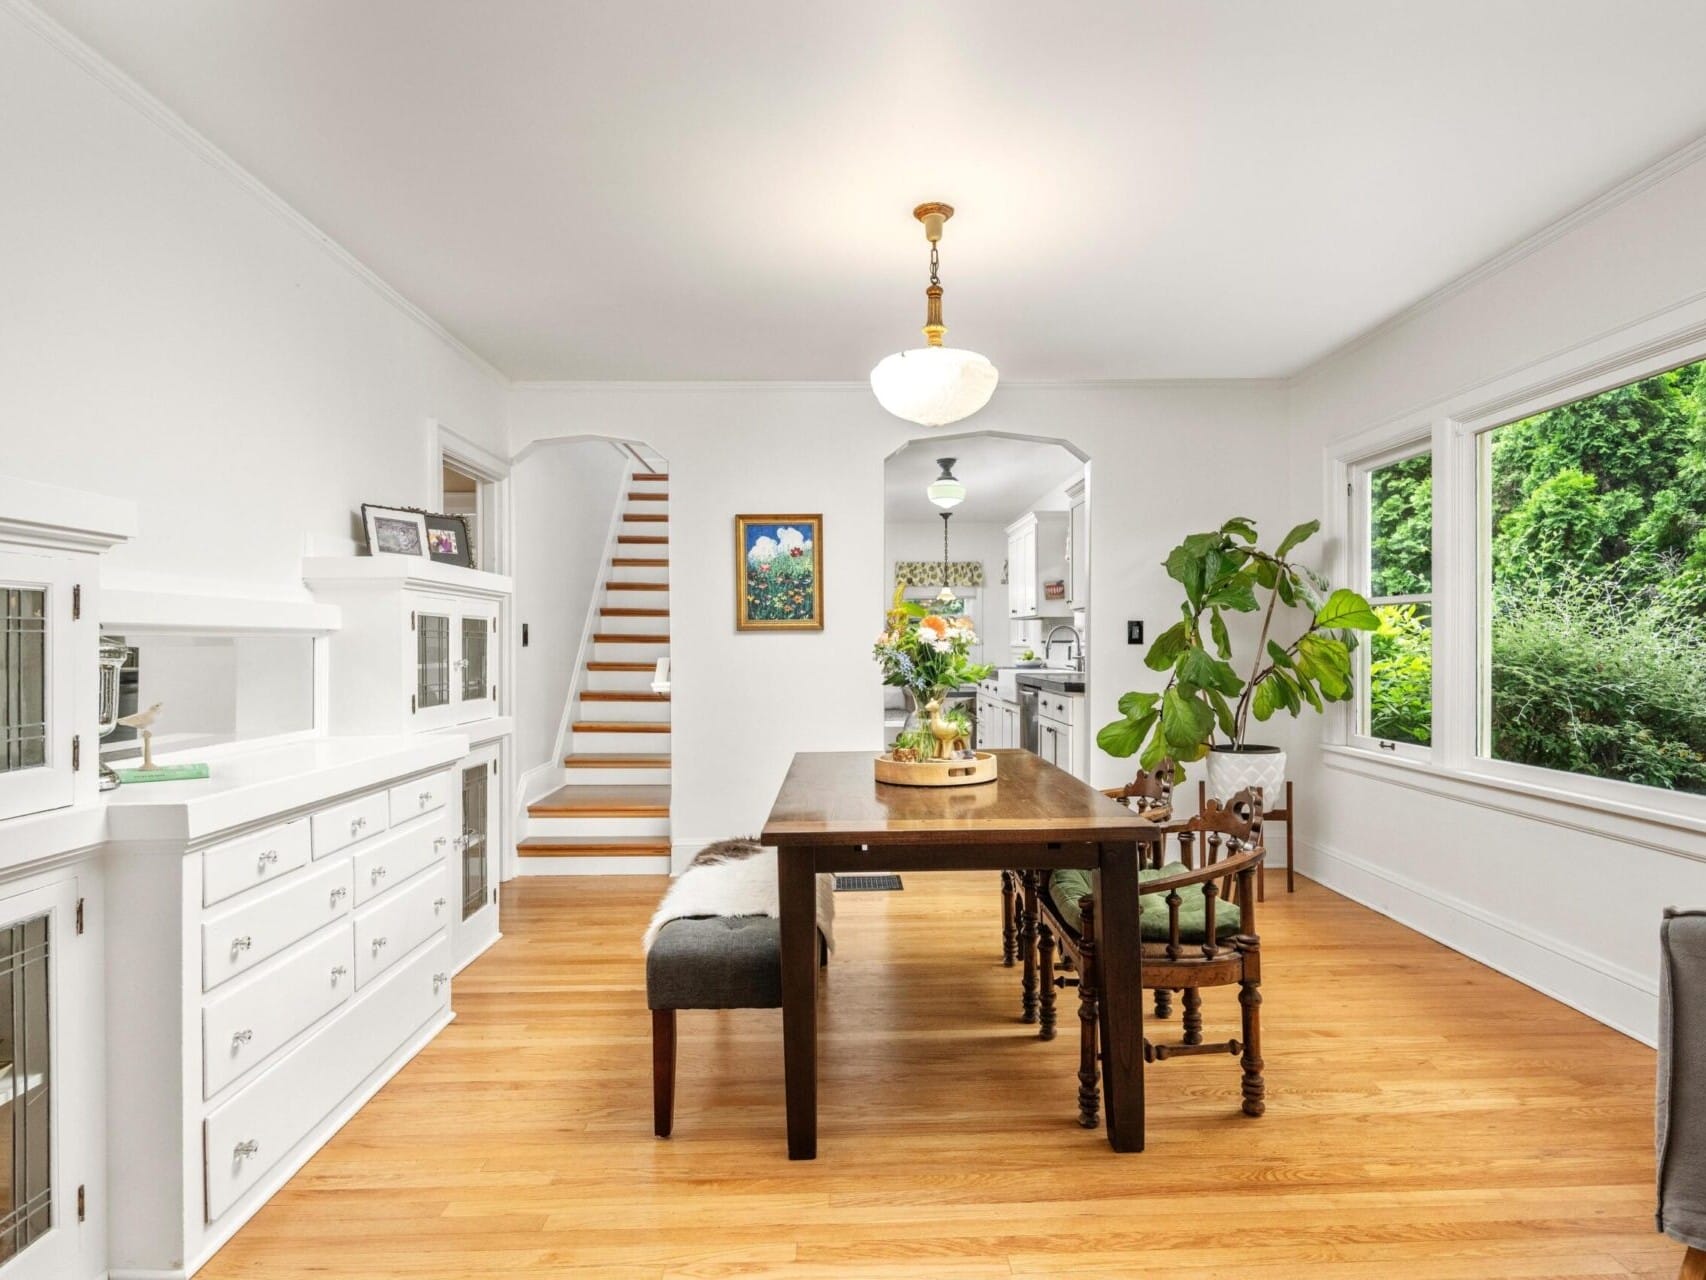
[113,763,210,784]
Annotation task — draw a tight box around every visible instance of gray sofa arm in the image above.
[1659,908,1706,1253]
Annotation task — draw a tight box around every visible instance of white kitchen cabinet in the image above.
[1035,689,1086,780]
[1005,512,1070,621]
[1066,480,1087,611]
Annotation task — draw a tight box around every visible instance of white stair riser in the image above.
[606,586,670,607]
[580,698,670,723]
[598,614,669,635]
[527,815,670,839]
[592,640,668,663]
[608,564,668,584]
[560,767,672,787]
[620,518,668,533]
[585,668,658,693]
[572,731,670,754]
[515,855,670,876]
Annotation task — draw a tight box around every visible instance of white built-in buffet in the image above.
[0,475,513,1280]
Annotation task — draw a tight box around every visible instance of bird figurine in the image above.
[925,699,968,761]
[117,702,164,771]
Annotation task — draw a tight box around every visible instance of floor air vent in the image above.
[834,874,902,892]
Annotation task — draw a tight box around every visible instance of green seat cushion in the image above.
[1048,863,1243,943]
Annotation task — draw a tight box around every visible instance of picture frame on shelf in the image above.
[735,513,823,631]
[424,512,474,568]
[360,504,429,558]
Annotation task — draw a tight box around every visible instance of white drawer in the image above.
[310,790,390,860]
[203,860,354,991]
[353,820,450,907]
[354,863,451,988]
[202,818,311,907]
[1038,693,1076,724]
[204,930,450,1222]
[203,925,354,1098]
[388,769,452,828]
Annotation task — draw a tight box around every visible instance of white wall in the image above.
[0,14,507,603]
[1286,148,1706,1044]
[509,381,1289,866]
[510,439,628,776]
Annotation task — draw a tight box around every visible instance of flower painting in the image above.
[735,514,823,631]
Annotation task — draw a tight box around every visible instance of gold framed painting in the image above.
[735,514,824,631]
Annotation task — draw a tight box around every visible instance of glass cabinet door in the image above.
[0,913,52,1263]
[415,612,451,713]
[459,615,489,705]
[0,555,75,822]
[460,760,489,921]
[1,589,48,776]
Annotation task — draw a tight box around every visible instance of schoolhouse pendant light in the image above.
[870,203,999,428]
[926,457,966,509]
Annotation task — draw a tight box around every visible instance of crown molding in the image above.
[508,376,1286,394]
[3,0,509,389]
[1292,130,1706,385]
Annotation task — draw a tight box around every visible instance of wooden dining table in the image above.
[760,748,1160,1159]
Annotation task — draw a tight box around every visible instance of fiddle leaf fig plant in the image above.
[1098,517,1380,776]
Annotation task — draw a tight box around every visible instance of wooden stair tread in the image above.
[622,513,669,523]
[518,836,670,857]
[612,557,668,567]
[593,633,670,643]
[573,721,671,733]
[607,581,668,590]
[631,473,668,481]
[617,535,668,544]
[581,690,670,702]
[586,661,656,672]
[627,492,668,501]
[601,607,668,617]
[528,784,670,817]
[564,753,671,768]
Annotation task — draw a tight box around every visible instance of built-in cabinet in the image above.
[1004,511,1069,621]
[453,738,501,967]
[1034,688,1083,778]
[974,677,1020,751]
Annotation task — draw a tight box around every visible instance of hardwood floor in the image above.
[198,873,1680,1279]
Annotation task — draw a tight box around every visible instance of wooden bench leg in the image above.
[1682,1246,1706,1280]
[652,1008,676,1138]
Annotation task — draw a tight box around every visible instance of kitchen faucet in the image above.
[1044,624,1083,672]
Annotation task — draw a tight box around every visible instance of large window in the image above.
[1479,357,1706,797]
[1353,448,1434,752]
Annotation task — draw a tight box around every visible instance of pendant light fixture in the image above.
[928,458,966,603]
[870,203,999,427]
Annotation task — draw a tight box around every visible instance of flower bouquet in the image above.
[872,586,1000,785]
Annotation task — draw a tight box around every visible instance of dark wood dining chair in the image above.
[1200,778,1295,896]
[1029,789,1267,1126]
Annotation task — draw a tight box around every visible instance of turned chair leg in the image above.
[1181,987,1203,1046]
[1076,897,1100,1129]
[1154,988,1173,1019]
[1038,921,1057,1040]
[1681,1246,1706,1280]
[1020,872,1039,1024]
[1000,870,1017,966]
[652,1008,676,1138]
[1238,946,1265,1118]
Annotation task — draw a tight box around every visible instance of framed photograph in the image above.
[424,513,474,568]
[735,514,823,631]
[361,504,429,558]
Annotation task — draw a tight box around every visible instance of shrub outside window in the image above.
[1353,448,1434,753]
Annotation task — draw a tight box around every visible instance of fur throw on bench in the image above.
[641,838,836,955]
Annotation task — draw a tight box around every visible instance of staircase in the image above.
[520,462,672,872]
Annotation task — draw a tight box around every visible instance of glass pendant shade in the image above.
[926,458,966,509]
[870,347,999,428]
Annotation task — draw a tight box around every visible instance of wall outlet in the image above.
[1127,620,1144,645]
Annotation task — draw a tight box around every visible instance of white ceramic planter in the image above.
[1205,745,1286,806]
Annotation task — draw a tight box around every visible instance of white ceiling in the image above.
[885,436,1082,525]
[37,0,1706,382]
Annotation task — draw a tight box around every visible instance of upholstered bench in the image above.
[646,916,784,1138]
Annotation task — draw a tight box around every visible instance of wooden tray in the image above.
[873,751,998,787]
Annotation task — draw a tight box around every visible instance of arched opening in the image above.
[881,431,1092,778]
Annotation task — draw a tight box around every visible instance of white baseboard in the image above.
[1299,838,1657,1045]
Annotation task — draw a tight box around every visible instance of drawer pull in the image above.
[329,886,348,905]
[230,936,253,958]
[350,816,368,838]
[433,971,449,994]
[231,1028,253,1049]
[419,791,433,806]
[433,836,448,851]
[330,965,348,981]
[256,849,280,872]
[234,1139,259,1161]
[372,936,389,954]
[434,897,447,913]
[371,866,388,883]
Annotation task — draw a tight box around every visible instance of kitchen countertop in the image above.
[1015,670,1085,695]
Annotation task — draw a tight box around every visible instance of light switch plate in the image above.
[1127,620,1144,645]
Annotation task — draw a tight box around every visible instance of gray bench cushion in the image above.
[1659,908,1706,1249]
[646,916,782,1010]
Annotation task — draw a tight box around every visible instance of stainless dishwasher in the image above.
[1019,685,1041,754]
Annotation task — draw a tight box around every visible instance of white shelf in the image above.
[102,584,341,634]
[302,555,513,599]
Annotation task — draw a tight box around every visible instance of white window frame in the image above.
[1345,438,1434,762]
[1323,296,1706,840]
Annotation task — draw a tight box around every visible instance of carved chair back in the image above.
[1103,760,1174,818]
